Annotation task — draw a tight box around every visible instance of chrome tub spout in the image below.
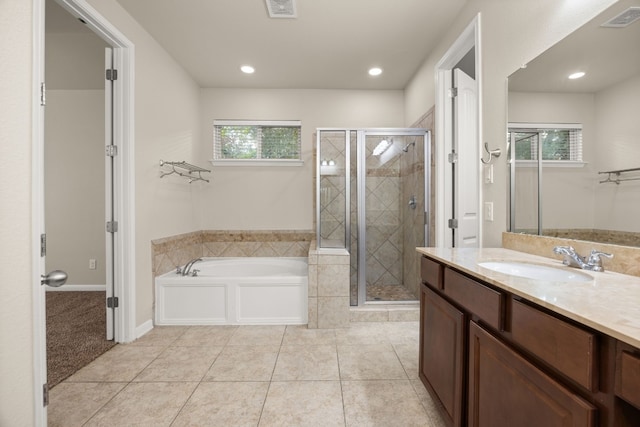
[182,258,202,276]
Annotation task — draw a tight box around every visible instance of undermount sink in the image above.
[478,261,593,283]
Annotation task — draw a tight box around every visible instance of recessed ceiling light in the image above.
[568,71,585,80]
[368,67,383,77]
[241,65,255,74]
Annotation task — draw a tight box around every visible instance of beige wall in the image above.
[45,90,107,285]
[197,89,404,231]
[0,0,37,424]
[404,0,619,247]
[594,73,640,232]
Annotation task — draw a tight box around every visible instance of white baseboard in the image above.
[135,319,154,340]
[45,284,106,291]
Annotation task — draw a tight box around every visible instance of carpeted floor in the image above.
[46,291,117,388]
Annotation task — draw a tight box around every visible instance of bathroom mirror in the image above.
[507,0,640,247]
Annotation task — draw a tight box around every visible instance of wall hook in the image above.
[481,142,501,164]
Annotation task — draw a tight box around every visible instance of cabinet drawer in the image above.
[511,299,597,391]
[443,268,503,330]
[616,350,640,409]
[421,256,443,289]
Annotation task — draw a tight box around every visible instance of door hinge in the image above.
[106,145,118,157]
[424,211,429,225]
[448,218,458,229]
[106,221,118,233]
[107,296,119,308]
[448,152,458,163]
[106,69,118,81]
[43,383,49,407]
[40,234,46,257]
[40,82,46,106]
[449,87,458,98]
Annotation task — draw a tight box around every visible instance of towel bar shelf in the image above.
[160,160,210,183]
[598,167,640,185]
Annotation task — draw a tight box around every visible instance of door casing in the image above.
[435,14,482,248]
[32,0,135,423]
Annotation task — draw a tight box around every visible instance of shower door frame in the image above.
[356,128,430,306]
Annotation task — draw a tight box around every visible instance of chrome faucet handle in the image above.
[176,266,182,274]
[191,269,200,277]
[587,250,613,271]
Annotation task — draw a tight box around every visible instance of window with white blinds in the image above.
[213,120,302,164]
[508,123,583,162]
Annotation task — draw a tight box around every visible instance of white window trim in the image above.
[210,159,304,167]
[508,122,583,163]
[213,120,303,166]
[511,160,587,168]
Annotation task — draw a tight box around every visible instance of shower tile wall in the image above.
[364,137,403,294]
[318,132,349,246]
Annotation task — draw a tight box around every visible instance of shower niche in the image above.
[316,128,430,306]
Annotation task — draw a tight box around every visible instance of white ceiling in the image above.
[508,0,640,93]
[109,0,467,90]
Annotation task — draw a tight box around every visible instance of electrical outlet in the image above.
[89,259,97,270]
[484,202,494,221]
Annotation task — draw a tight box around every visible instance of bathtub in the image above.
[155,257,308,325]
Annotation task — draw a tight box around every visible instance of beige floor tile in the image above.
[48,382,126,427]
[227,325,286,346]
[338,344,408,380]
[171,325,238,346]
[272,345,339,381]
[172,382,269,427]
[335,323,391,346]
[128,326,188,347]
[394,343,420,379]
[383,321,420,346]
[342,380,431,426]
[282,325,337,345]
[411,379,448,427]
[66,345,165,382]
[259,381,345,427]
[203,345,279,381]
[84,382,197,427]
[133,345,222,382]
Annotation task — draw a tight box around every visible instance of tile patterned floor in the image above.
[48,322,447,427]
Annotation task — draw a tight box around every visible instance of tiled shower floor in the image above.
[366,284,418,302]
[48,322,447,426]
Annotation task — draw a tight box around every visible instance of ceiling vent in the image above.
[266,0,296,18]
[601,7,640,28]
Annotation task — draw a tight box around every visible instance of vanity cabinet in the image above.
[468,321,595,427]
[419,254,640,427]
[420,285,465,426]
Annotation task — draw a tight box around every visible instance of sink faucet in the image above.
[182,258,202,276]
[552,246,613,272]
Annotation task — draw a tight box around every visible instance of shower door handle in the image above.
[41,270,68,287]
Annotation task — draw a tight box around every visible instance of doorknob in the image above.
[41,270,68,287]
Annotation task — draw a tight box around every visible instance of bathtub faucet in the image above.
[182,258,202,276]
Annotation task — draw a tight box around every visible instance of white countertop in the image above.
[416,247,640,349]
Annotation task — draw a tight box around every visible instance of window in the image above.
[213,120,302,165]
[508,123,583,162]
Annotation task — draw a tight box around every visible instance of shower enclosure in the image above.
[316,128,430,306]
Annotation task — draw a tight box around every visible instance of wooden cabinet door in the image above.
[468,321,596,427]
[420,285,465,426]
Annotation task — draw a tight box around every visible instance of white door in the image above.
[452,68,479,247]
